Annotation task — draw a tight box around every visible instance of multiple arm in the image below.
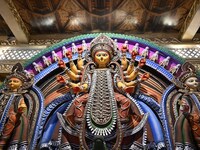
[57,48,88,93]
[117,51,150,93]
[57,47,149,94]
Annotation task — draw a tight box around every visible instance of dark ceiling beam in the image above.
[49,0,60,33]
[87,0,94,30]
[0,0,30,43]
[108,0,113,31]
[180,0,200,41]
[142,0,154,32]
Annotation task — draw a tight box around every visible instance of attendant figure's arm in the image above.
[18,98,27,114]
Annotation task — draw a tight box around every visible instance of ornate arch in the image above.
[22,33,191,149]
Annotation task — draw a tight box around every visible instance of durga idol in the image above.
[56,34,150,150]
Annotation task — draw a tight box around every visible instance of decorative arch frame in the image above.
[18,33,199,149]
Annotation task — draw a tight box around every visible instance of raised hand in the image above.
[140,72,150,81]
[66,50,73,59]
[131,51,138,60]
[139,58,146,68]
[56,75,68,84]
[72,86,82,94]
[58,60,66,69]
[124,86,135,93]
[78,47,83,55]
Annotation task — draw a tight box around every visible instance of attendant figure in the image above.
[0,63,34,150]
[174,62,200,149]
[113,39,118,50]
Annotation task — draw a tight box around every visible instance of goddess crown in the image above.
[90,34,116,59]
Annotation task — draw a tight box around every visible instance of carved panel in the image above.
[170,48,200,58]
[0,48,41,60]
[6,0,30,38]
[0,60,25,73]
[11,0,194,34]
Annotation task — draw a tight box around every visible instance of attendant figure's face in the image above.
[185,77,199,90]
[8,77,22,91]
[94,51,110,68]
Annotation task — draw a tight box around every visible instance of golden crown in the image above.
[90,34,115,58]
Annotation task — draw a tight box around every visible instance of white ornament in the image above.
[82,40,87,51]
[169,64,181,74]
[114,39,118,50]
[132,43,139,53]
[141,47,149,58]
[24,70,34,78]
[42,56,51,66]
[62,46,68,58]
[71,43,77,54]
[33,62,42,72]
[52,51,60,62]
[159,56,170,67]
[150,51,159,62]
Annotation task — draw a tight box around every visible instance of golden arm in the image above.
[121,55,128,71]
[65,67,81,82]
[123,51,138,76]
[77,55,84,70]
[69,60,81,74]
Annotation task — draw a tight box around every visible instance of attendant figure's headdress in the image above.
[178,62,197,83]
[5,63,34,90]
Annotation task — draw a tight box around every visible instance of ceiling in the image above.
[0,0,199,44]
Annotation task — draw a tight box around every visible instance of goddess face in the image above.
[185,76,199,91]
[8,77,22,91]
[94,51,110,68]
